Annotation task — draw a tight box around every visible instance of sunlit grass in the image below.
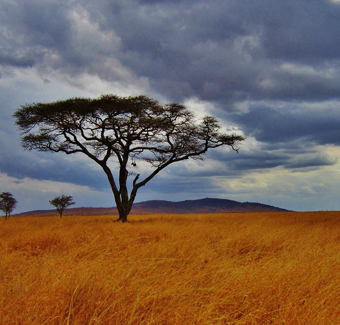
[1,211,340,324]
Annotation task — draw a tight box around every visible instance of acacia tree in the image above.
[14,95,245,222]
[0,192,18,219]
[49,195,75,218]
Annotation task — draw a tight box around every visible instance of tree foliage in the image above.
[14,94,245,222]
[49,195,75,218]
[0,192,18,219]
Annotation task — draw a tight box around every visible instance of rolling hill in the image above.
[14,198,289,217]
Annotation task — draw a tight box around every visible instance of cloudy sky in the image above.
[1,0,340,213]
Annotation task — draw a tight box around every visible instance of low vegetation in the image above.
[1,211,340,324]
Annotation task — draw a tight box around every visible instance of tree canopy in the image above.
[49,195,75,218]
[0,192,18,219]
[14,94,245,222]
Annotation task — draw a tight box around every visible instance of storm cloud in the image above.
[1,0,340,212]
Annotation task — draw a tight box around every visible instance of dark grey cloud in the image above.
[2,0,340,104]
[255,0,340,62]
[234,150,336,172]
[0,146,109,190]
[182,147,337,176]
[1,0,340,212]
[0,1,71,68]
[91,0,340,104]
[0,54,36,68]
[228,104,340,146]
[285,153,336,170]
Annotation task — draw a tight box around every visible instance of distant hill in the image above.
[14,198,289,217]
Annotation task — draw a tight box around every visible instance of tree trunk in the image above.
[116,198,133,223]
[102,164,133,223]
[117,210,128,223]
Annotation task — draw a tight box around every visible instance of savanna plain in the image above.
[1,211,340,324]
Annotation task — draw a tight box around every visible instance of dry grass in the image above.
[1,211,340,324]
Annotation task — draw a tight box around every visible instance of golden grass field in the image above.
[1,211,340,324]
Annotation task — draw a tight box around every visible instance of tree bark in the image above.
[102,164,132,222]
[116,195,133,223]
[117,210,128,223]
